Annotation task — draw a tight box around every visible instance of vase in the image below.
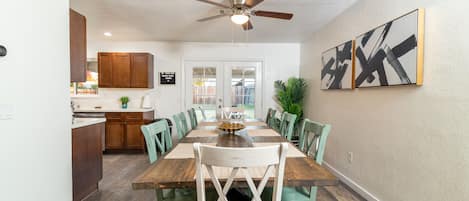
[122,103,128,109]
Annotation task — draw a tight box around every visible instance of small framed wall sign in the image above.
[160,72,176,84]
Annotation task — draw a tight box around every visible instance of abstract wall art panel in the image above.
[321,40,355,90]
[354,9,424,88]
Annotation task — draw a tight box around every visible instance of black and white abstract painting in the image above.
[321,40,354,90]
[355,9,422,88]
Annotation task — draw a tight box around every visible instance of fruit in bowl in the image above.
[218,121,246,134]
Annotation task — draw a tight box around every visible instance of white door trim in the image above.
[182,59,265,119]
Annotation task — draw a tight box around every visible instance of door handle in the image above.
[0,45,6,57]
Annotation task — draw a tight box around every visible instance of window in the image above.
[70,61,99,96]
[192,67,217,120]
[231,67,256,118]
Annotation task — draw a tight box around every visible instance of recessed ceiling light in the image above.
[104,32,112,37]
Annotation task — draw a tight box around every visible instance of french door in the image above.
[185,61,263,120]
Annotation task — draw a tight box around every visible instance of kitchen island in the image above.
[72,118,106,201]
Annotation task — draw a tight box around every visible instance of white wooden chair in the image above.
[193,143,288,201]
[221,107,245,120]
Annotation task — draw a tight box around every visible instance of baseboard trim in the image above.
[323,161,381,201]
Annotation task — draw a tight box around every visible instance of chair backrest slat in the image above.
[279,112,297,141]
[198,106,207,120]
[193,143,288,201]
[140,120,172,164]
[173,112,190,139]
[188,108,198,129]
[172,113,184,139]
[298,119,331,165]
[179,112,189,133]
[266,108,277,128]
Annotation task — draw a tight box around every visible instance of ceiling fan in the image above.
[195,0,293,31]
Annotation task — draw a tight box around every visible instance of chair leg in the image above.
[156,189,164,201]
[164,189,176,198]
[309,186,317,201]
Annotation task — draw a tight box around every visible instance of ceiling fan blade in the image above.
[253,10,293,20]
[245,0,264,8]
[242,20,253,31]
[197,14,228,22]
[195,0,231,9]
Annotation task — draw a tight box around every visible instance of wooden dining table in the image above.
[132,119,338,194]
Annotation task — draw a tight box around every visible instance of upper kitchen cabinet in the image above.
[98,53,113,87]
[69,9,87,82]
[131,53,154,88]
[111,53,131,88]
[98,52,154,88]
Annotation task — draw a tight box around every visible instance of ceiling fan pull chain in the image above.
[245,27,249,43]
[231,21,235,44]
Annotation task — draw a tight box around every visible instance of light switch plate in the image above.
[0,104,15,120]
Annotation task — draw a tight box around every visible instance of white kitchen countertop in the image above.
[74,108,155,113]
[72,118,107,129]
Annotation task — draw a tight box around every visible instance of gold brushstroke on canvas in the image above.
[416,8,425,86]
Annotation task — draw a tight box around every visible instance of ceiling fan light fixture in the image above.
[231,14,249,25]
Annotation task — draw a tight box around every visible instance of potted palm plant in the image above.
[120,96,129,109]
[274,77,307,133]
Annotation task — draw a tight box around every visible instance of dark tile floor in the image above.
[83,154,365,201]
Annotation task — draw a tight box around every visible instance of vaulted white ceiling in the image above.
[71,0,357,43]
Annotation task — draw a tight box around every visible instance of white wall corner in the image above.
[323,161,381,201]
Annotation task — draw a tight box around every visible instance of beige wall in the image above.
[300,0,469,200]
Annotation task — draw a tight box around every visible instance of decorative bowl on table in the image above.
[218,121,246,134]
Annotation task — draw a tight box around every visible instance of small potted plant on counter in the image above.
[120,96,129,109]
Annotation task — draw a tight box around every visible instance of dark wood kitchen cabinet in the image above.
[70,9,87,82]
[104,111,154,152]
[105,121,125,149]
[98,52,154,88]
[98,53,113,87]
[112,53,131,87]
[72,123,104,201]
[125,122,145,149]
[131,53,154,88]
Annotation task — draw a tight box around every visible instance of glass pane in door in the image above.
[192,67,217,120]
[231,67,256,119]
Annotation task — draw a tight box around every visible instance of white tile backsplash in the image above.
[72,88,157,111]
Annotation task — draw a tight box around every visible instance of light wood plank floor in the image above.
[84,154,366,201]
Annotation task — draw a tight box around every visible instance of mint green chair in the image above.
[140,119,172,164]
[173,112,190,139]
[179,112,189,133]
[281,119,331,201]
[263,119,331,201]
[143,119,194,201]
[188,108,198,130]
[279,112,297,141]
[271,115,282,133]
[266,108,277,128]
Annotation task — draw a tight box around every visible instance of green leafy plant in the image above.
[274,77,307,122]
[120,96,129,104]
